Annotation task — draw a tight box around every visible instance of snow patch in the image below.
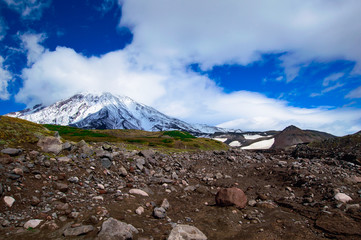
[213,138,227,142]
[242,138,275,150]
[243,134,263,140]
[229,141,241,147]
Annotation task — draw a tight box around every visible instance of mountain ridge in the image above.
[6,92,237,135]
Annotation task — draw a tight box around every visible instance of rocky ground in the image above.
[0,135,361,239]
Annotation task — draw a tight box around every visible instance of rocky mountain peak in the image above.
[5,92,236,135]
[282,125,302,132]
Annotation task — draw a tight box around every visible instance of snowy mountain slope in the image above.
[6,92,235,134]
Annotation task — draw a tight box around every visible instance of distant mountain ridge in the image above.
[6,92,237,135]
[211,125,335,149]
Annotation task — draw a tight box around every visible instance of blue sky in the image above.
[0,0,361,135]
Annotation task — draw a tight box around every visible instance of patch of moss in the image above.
[0,116,52,146]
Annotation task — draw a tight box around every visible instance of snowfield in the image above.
[243,134,271,140]
[213,138,228,142]
[241,138,275,150]
[243,134,263,140]
[229,141,241,147]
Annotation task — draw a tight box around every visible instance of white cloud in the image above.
[0,56,12,100]
[15,43,361,136]
[119,0,361,80]
[13,0,361,136]
[16,47,168,106]
[19,33,46,65]
[346,86,361,99]
[3,0,51,20]
[275,76,284,81]
[323,72,344,86]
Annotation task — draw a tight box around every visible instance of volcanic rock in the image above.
[37,136,63,154]
[153,207,166,219]
[96,217,138,240]
[1,148,22,156]
[4,196,15,207]
[54,183,69,193]
[167,224,207,240]
[334,193,352,203]
[24,219,43,229]
[63,225,94,236]
[215,187,247,209]
[129,189,149,197]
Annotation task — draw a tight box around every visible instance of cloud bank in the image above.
[13,0,361,135]
[120,0,361,79]
[0,56,12,100]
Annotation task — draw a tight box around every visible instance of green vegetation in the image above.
[0,116,52,146]
[0,116,228,152]
[43,124,117,142]
[162,130,196,139]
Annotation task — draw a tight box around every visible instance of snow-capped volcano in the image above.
[6,92,234,134]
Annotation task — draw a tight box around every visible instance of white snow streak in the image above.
[241,138,275,150]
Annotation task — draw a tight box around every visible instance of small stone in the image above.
[44,159,51,167]
[96,217,138,239]
[129,189,149,197]
[119,166,128,177]
[248,200,257,207]
[135,206,144,215]
[334,193,352,203]
[97,183,105,190]
[171,172,178,179]
[56,202,70,211]
[167,224,207,240]
[101,158,112,169]
[2,220,10,227]
[13,168,24,175]
[161,198,170,210]
[63,225,94,236]
[93,196,104,201]
[7,173,21,180]
[69,212,80,219]
[136,158,145,169]
[58,156,71,163]
[102,144,112,151]
[215,172,223,179]
[31,196,41,206]
[54,183,69,192]
[257,193,268,201]
[68,176,79,183]
[1,148,22,156]
[153,207,166,219]
[139,149,155,159]
[4,196,15,207]
[24,219,43,229]
[41,220,59,230]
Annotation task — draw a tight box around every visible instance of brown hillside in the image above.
[272,125,335,149]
